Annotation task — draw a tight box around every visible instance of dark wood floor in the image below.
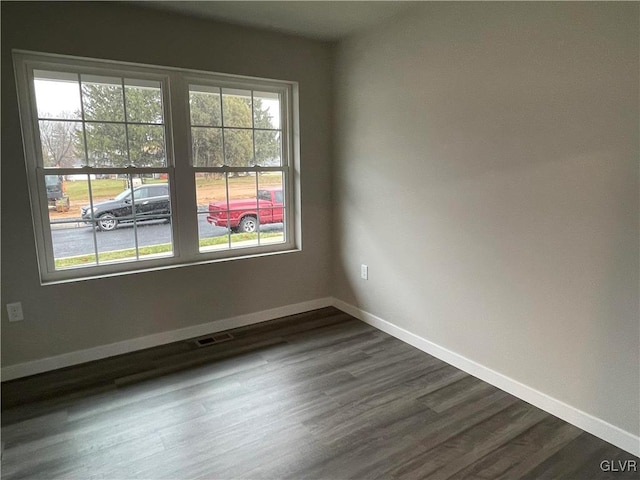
[1,307,638,479]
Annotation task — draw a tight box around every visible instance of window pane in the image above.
[222,88,252,128]
[87,176,135,229]
[191,127,223,167]
[224,128,253,167]
[196,172,231,252]
[128,125,166,167]
[85,122,128,167]
[95,215,138,264]
[253,91,280,130]
[189,86,221,127]
[228,174,259,248]
[39,120,84,168]
[257,172,285,245]
[131,174,173,261]
[195,171,226,207]
[54,241,97,270]
[254,130,281,166]
[49,174,96,270]
[81,75,124,122]
[89,175,129,203]
[125,80,163,124]
[45,174,69,223]
[33,70,82,120]
[92,174,173,262]
[258,171,284,193]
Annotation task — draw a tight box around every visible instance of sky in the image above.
[34,78,82,118]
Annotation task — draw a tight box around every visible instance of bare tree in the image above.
[39,112,79,168]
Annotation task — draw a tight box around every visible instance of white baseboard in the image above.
[331,298,640,457]
[1,297,334,382]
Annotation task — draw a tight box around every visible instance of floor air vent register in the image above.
[193,332,234,347]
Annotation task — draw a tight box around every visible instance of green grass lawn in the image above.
[55,231,284,269]
[65,179,127,202]
[64,174,281,203]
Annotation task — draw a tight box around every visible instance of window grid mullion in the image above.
[255,169,261,245]
[218,87,227,166]
[251,90,256,164]
[192,166,285,173]
[42,167,171,175]
[190,124,280,133]
[36,117,164,127]
[126,173,141,261]
[85,174,101,266]
[77,73,91,167]
[122,75,149,259]
[77,73,101,266]
[251,91,260,245]
[121,78,133,167]
[224,172,231,249]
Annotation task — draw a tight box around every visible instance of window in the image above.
[14,51,299,283]
[189,85,287,252]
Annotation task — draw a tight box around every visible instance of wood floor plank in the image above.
[2,307,636,480]
[445,416,583,480]
[419,375,499,413]
[294,392,518,479]
[518,432,635,480]
[393,403,549,480]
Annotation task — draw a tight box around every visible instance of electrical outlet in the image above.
[361,264,368,280]
[7,302,24,322]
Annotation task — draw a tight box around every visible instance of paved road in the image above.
[52,216,283,258]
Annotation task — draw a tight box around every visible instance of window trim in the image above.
[13,50,301,284]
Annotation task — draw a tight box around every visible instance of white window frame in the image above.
[13,50,300,284]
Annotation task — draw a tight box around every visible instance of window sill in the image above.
[40,246,302,286]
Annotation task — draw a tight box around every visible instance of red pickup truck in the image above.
[206,187,284,233]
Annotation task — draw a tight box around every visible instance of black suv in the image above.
[81,183,170,231]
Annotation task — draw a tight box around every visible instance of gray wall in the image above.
[1,3,333,365]
[333,2,639,436]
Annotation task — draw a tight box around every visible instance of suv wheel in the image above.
[97,213,118,231]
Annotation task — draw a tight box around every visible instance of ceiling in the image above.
[136,1,414,41]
